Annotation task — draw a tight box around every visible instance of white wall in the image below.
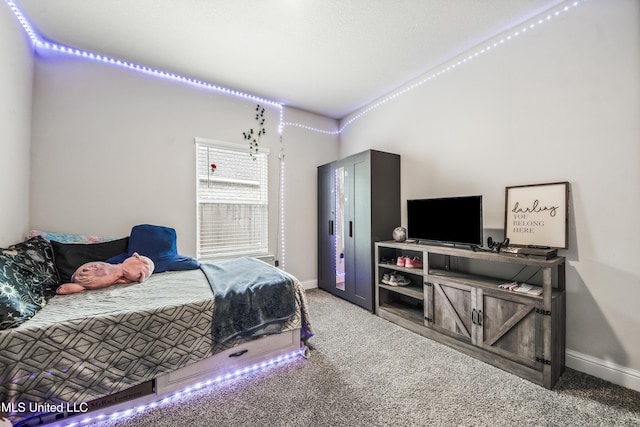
[30,52,338,284]
[339,0,640,383]
[0,2,33,247]
[281,108,340,284]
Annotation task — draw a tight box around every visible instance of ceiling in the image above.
[17,0,567,119]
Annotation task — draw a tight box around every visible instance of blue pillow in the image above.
[107,224,199,273]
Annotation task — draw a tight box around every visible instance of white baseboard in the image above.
[566,349,640,392]
[300,279,317,290]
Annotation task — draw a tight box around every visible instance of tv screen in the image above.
[407,195,483,247]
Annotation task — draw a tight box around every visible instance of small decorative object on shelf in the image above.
[393,226,407,242]
[210,163,217,173]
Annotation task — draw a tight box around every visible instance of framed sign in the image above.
[504,182,569,249]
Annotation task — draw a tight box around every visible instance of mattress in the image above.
[0,267,312,423]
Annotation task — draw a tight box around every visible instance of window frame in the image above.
[194,137,270,261]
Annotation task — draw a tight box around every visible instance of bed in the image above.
[0,237,313,426]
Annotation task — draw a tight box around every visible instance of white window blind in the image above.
[195,138,269,261]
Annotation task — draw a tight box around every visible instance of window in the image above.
[195,138,269,261]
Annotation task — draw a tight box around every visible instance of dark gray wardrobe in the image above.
[317,150,400,311]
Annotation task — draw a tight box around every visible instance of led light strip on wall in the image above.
[278,145,287,270]
[6,0,584,136]
[5,0,37,42]
[5,0,280,109]
[279,121,341,135]
[338,0,584,133]
[38,41,281,110]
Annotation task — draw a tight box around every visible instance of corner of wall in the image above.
[0,1,34,246]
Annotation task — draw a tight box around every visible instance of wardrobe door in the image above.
[350,153,373,310]
[317,163,336,292]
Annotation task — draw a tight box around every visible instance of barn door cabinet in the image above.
[375,241,565,389]
[318,150,400,311]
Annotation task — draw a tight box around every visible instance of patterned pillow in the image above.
[0,236,60,300]
[0,257,47,330]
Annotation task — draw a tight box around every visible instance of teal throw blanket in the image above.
[200,257,295,344]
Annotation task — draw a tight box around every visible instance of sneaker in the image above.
[405,257,423,269]
[396,256,406,267]
[388,274,399,286]
[381,273,390,284]
[389,274,410,286]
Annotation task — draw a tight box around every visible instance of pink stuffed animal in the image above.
[56,252,155,295]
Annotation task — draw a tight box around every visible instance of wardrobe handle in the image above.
[329,220,334,235]
[472,309,478,325]
[349,221,353,237]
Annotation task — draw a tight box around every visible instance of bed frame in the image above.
[26,329,302,427]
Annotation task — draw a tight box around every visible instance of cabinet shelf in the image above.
[427,270,564,300]
[375,240,566,389]
[378,302,423,324]
[378,262,425,276]
[378,283,423,300]
[427,245,565,268]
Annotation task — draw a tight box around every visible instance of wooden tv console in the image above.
[374,241,565,389]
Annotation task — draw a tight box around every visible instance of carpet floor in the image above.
[89,288,640,427]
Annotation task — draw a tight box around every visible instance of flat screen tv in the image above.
[407,195,483,247]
